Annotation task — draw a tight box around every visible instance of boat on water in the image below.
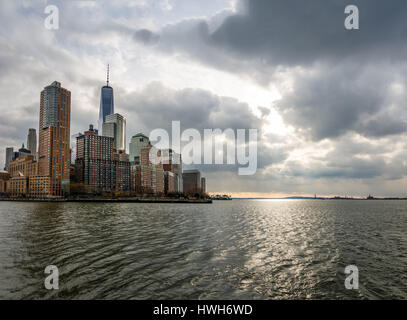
[211,194,232,200]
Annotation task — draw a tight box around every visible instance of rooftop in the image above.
[132,133,149,139]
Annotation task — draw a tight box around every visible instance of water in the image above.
[0,200,406,300]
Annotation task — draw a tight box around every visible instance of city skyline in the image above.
[1,1,407,198]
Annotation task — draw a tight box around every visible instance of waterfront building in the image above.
[76,125,130,193]
[201,177,206,194]
[4,147,14,171]
[27,128,37,160]
[183,170,202,195]
[70,133,81,164]
[103,113,126,151]
[129,133,150,163]
[164,171,176,194]
[38,81,71,197]
[152,165,164,195]
[130,145,164,195]
[29,176,51,198]
[0,172,10,194]
[131,165,164,195]
[8,155,38,178]
[6,177,29,198]
[76,125,115,192]
[162,149,183,193]
[98,65,114,131]
[115,160,131,192]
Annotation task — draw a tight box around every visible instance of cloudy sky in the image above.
[1,0,407,197]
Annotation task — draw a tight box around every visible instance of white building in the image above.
[129,133,150,164]
[103,113,126,151]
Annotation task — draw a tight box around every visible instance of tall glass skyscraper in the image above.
[98,65,114,131]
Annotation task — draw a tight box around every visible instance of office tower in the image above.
[103,113,126,151]
[98,65,114,131]
[76,125,115,191]
[14,144,31,161]
[27,128,37,160]
[130,145,164,195]
[129,133,150,163]
[201,177,206,194]
[183,170,202,194]
[164,171,176,194]
[38,81,71,197]
[162,149,183,193]
[76,125,130,192]
[4,147,14,170]
[70,133,81,164]
[102,122,115,141]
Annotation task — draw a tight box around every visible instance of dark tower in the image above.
[98,64,114,131]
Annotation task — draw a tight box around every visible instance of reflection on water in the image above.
[0,200,406,299]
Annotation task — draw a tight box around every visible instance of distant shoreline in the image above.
[0,198,212,204]
[232,197,407,200]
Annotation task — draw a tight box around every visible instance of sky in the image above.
[1,0,407,198]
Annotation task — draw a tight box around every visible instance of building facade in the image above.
[103,113,126,151]
[6,177,29,198]
[4,147,14,171]
[29,176,51,198]
[8,155,38,178]
[129,133,150,163]
[38,81,71,197]
[162,149,183,193]
[0,172,10,194]
[201,177,206,195]
[183,170,202,195]
[76,125,130,193]
[27,128,37,160]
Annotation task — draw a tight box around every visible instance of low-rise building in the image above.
[0,172,10,194]
[29,176,51,198]
[6,177,29,197]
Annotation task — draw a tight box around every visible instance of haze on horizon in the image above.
[1,0,407,198]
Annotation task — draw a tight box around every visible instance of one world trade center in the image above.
[98,65,114,131]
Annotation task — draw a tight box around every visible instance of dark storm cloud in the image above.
[275,62,407,140]
[211,0,407,65]
[135,0,407,69]
[134,0,407,142]
[134,29,160,45]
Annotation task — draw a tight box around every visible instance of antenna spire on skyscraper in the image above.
[107,64,110,86]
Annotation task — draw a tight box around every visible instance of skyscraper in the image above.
[183,170,202,195]
[76,124,130,192]
[27,128,37,160]
[4,147,13,171]
[38,81,71,197]
[129,133,150,163]
[103,113,126,151]
[98,65,114,131]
